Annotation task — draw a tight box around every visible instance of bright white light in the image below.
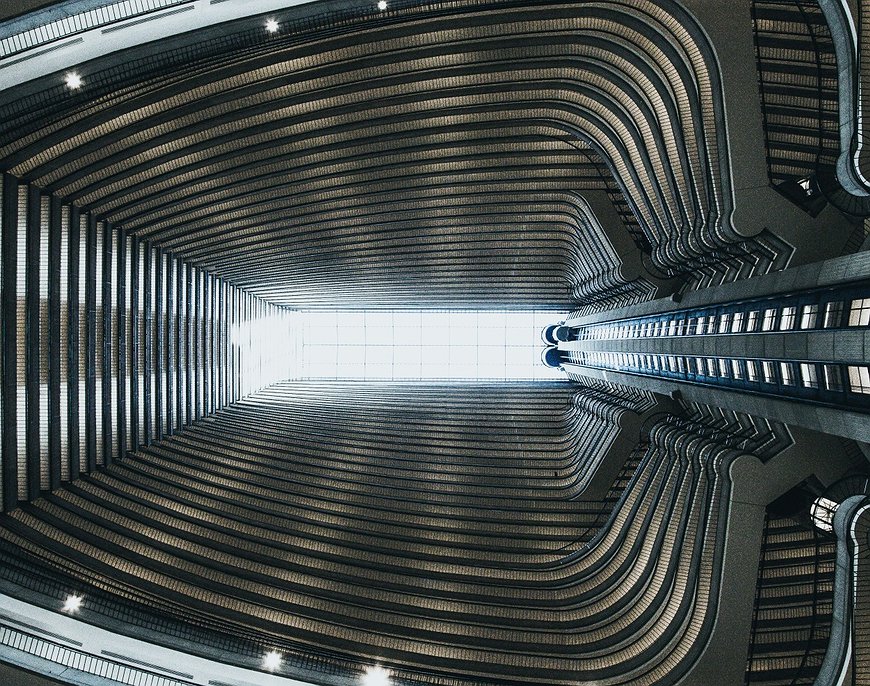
[265,18,279,33]
[299,310,566,381]
[362,664,391,686]
[377,0,388,10]
[263,650,282,671]
[64,72,82,89]
[810,496,839,533]
[62,594,83,613]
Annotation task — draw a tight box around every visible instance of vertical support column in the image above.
[84,214,96,473]
[193,266,201,422]
[67,205,81,482]
[143,243,152,445]
[230,286,238,402]
[24,185,41,501]
[129,236,139,451]
[115,227,125,462]
[217,279,225,410]
[165,254,174,436]
[154,249,164,442]
[47,195,61,490]
[184,260,192,426]
[175,256,184,432]
[38,195,49,492]
[202,271,211,417]
[58,201,70,483]
[1,174,18,512]
[101,222,112,466]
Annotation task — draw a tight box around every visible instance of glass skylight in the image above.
[291,310,566,381]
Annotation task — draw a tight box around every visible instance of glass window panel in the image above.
[306,345,338,366]
[746,360,758,382]
[394,347,422,365]
[450,364,479,378]
[393,311,421,327]
[848,365,870,394]
[296,310,567,381]
[341,346,366,364]
[340,311,365,327]
[308,312,338,327]
[477,311,508,329]
[449,346,475,364]
[423,327,451,346]
[365,327,394,346]
[746,310,759,332]
[848,298,870,326]
[477,364,504,379]
[800,304,818,330]
[365,311,393,327]
[505,346,531,366]
[504,312,535,328]
[394,326,422,345]
[800,363,818,389]
[366,364,393,379]
[366,346,393,365]
[426,312,452,329]
[823,301,843,328]
[309,326,339,344]
[422,346,450,365]
[394,362,421,377]
[823,364,842,392]
[337,363,367,378]
[780,362,795,386]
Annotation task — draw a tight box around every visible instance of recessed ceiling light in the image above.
[62,594,83,613]
[64,72,83,89]
[265,18,279,33]
[263,650,282,671]
[361,664,391,686]
[377,1,388,10]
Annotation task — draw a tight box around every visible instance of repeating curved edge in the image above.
[0,593,320,686]
[814,496,869,686]
[817,0,870,198]
[0,0,315,91]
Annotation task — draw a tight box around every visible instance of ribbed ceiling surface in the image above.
[0,0,743,308]
[0,381,730,685]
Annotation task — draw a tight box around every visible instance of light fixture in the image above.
[262,650,282,671]
[64,72,83,89]
[361,664,391,686]
[377,0,388,10]
[265,18,279,33]
[61,594,83,613]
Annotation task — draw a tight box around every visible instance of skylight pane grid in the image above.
[298,310,564,381]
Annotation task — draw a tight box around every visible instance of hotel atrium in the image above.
[0,0,868,684]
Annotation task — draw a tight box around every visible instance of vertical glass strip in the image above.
[38,195,50,491]
[165,254,174,435]
[108,225,119,463]
[59,204,69,482]
[94,220,103,467]
[16,186,28,501]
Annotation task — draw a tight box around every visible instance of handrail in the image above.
[814,495,869,686]
[0,0,193,60]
